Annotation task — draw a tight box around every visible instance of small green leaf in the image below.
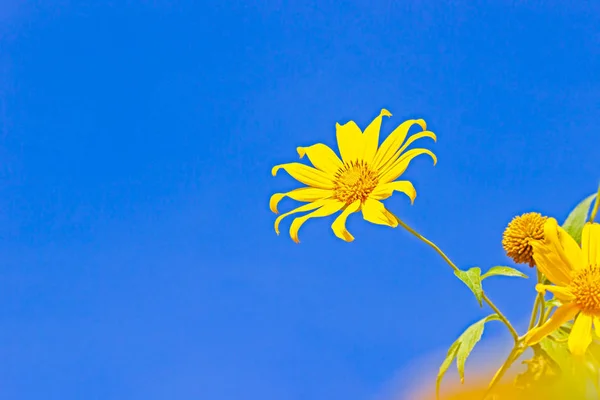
[454,267,483,307]
[481,266,528,280]
[435,340,460,400]
[435,315,500,399]
[545,298,562,309]
[455,314,500,383]
[562,193,598,244]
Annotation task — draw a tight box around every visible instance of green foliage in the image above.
[545,298,562,310]
[562,193,598,244]
[454,267,483,306]
[435,314,500,399]
[590,185,600,223]
[538,330,595,398]
[481,266,528,280]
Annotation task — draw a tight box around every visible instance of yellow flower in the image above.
[270,109,436,243]
[524,218,600,355]
[502,212,548,267]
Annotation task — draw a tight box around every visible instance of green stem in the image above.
[395,218,519,343]
[485,343,526,396]
[528,295,541,331]
[487,268,547,395]
[528,270,544,330]
[536,296,547,328]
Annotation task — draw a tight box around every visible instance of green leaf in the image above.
[435,340,460,400]
[456,314,500,383]
[454,267,483,307]
[562,193,598,244]
[545,298,562,309]
[481,266,528,280]
[590,185,600,223]
[540,336,570,365]
[435,315,500,399]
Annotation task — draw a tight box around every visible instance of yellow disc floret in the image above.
[502,212,548,267]
[570,265,600,313]
[333,160,379,205]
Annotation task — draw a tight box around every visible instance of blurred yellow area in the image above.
[413,377,591,400]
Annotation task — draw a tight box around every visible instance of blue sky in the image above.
[0,1,598,399]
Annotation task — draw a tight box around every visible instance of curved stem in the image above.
[528,296,541,331]
[395,217,519,342]
[483,293,518,342]
[487,268,548,395]
[528,270,544,330]
[485,343,526,396]
[536,297,547,328]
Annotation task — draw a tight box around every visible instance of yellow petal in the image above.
[376,130,436,172]
[569,313,593,356]
[531,218,582,286]
[372,119,427,169]
[331,200,362,242]
[361,109,392,163]
[524,302,579,346]
[272,162,334,189]
[369,180,416,204]
[582,222,600,267]
[534,284,575,302]
[274,199,327,235]
[335,120,364,163]
[361,198,399,227]
[557,224,586,271]
[378,148,437,184]
[296,144,343,175]
[269,188,332,213]
[289,200,344,243]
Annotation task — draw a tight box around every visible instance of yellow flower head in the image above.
[270,109,436,243]
[524,218,600,355]
[502,212,548,267]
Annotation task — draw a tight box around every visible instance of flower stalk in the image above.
[394,217,519,343]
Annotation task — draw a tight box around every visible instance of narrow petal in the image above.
[531,218,582,286]
[331,200,362,242]
[362,198,399,227]
[373,119,427,169]
[272,162,334,189]
[376,130,436,172]
[369,180,416,204]
[378,148,437,184]
[336,121,364,163]
[270,188,332,213]
[582,222,600,267]
[535,284,575,302]
[296,144,343,175]
[524,302,579,346]
[361,109,392,163]
[274,199,327,235]
[557,224,586,271]
[289,200,344,243]
[569,313,593,355]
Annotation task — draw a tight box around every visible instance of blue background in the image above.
[0,1,598,399]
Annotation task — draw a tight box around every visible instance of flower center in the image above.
[333,160,379,205]
[570,265,600,313]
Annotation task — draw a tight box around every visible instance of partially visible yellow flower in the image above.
[524,218,600,355]
[270,109,436,243]
[502,212,548,267]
